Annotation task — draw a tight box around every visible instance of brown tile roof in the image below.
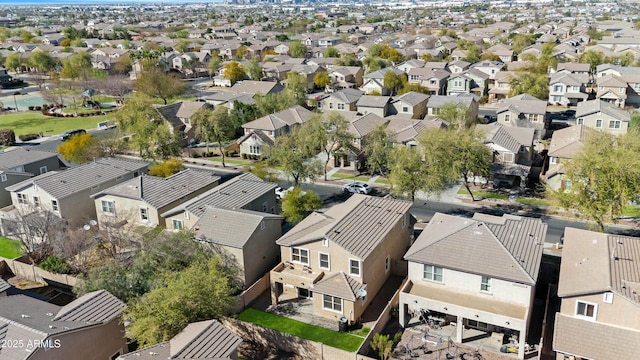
[312,272,366,301]
[404,213,546,285]
[242,105,314,131]
[349,113,387,137]
[54,290,125,323]
[194,207,282,249]
[547,124,595,159]
[553,313,640,360]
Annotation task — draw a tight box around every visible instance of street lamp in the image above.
[13,91,19,111]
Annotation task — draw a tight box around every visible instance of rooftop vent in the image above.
[21,314,30,318]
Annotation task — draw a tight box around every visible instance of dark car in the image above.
[61,129,86,141]
[562,110,576,117]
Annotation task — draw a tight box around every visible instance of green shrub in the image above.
[192,152,201,158]
[0,129,16,146]
[18,133,40,142]
[40,256,72,274]
[242,153,248,159]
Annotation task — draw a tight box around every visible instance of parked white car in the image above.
[275,186,307,200]
[342,182,372,195]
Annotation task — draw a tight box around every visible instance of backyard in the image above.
[238,308,364,352]
[0,112,109,136]
[0,236,23,259]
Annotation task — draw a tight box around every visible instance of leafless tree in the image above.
[89,75,133,105]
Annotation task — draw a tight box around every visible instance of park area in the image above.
[0,112,108,137]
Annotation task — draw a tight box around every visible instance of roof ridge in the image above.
[53,290,104,321]
[482,221,535,283]
[171,321,215,358]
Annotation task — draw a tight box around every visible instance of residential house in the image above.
[387,117,449,148]
[548,72,589,106]
[318,36,341,47]
[543,125,595,190]
[262,62,293,82]
[356,95,392,117]
[426,95,479,121]
[161,173,278,232]
[291,64,326,92]
[328,66,364,91]
[486,43,514,63]
[488,71,514,103]
[447,73,474,96]
[496,94,549,140]
[448,60,470,74]
[389,91,430,119]
[348,112,388,152]
[316,88,364,112]
[0,290,127,360]
[575,99,630,135]
[239,105,314,156]
[407,68,450,95]
[270,194,414,324]
[553,227,640,360]
[470,61,505,82]
[156,101,211,146]
[118,320,242,360]
[361,68,405,96]
[0,148,64,208]
[399,212,547,360]
[91,169,220,230]
[595,74,629,108]
[551,63,591,77]
[476,123,536,188]
[3,158,148,228]
[397,59,425,73]
[230,80,284,96]
[194,207,284,287]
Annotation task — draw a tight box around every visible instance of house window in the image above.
[51,199,59,212]
[39,166,47,174]
[429,79,436,85]
[140,208,149,221]
[504,114,510,122]
[249,145,261,155]
[33,196,40,208]
[0,174,5,182]
[577,118,584,125]
[609,120,621,129]
[329,103,334,109]
[322,237,329,247]
[133,171,139,177]
[172,219,184,231]
[385,256,390,273]
[528,114,538,122]
[263,201,268,212]
[619,87,625,93]
[319,253,330,270]
[17,193,27,205]
[433,107,440,115]
[184,211,190,220]
[503,153,514,162]
[550,157,557,165]
[596,119,602,128]
[553,85,562,92]
[481,276,491,292]
[603,292,614,304]
[402,106,409,113]
[575,301,597,320]
[519,145,526,153]
[322,294,342,312]
[338,103,345,110]
[454,80,462,87]
[317,101,322,109]
[423,264,443,282]
[292,247,309,265]
[353,138,359,145]
[101,200,115,214]
[349,259,361,277]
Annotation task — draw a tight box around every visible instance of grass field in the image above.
[238,308,363,352]
[517,198,549,206]
[0,236,23,259]
[374,177,390,184]
[332,173,370,182]
[622,205,640,218]
[0,112,108,136]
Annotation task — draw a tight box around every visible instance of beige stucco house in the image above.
[496,94,549,140]
[90,169,220,230]
[543,125,595,191]
[399,212,547,360]
[270,194,414,324]
[553,227,640,360]
[0,290,127,360]
[389,91,430,119]
[575,99,630,136]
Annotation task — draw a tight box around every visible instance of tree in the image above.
[134,68,187,105]
[208,53,222,77]
[3,205,65,264]
[285,71,307,105]
[56,133,101,163]
[289,40,307,58]
[191,107,235,167]
[268,126,323,186]
[631,113,640,130]
[222,61,247,84]
[60,51,93,84]
[437,103,476,129]
[281,188,322,223]
[418,127,491,200]
[383,70,406,95]
[149,159,184,177]
[313,70,330,89]
[509,72,549,100]
[174,39,190,53]
[125,256,237,347]
[236,46,248,59]
[462,44,481,63]
[580,50,605,75]
[307,112,353,180]
[243,160,276,182]
[548,131,640,232]
[246,57,263,80]
[323,47,340,58]
[4,53,21,74]
[363,56,389,74]
[389,145,453,202]
[370,333,393,360]
[364,124,391,176]
[28,51,56,79]
[380,45,403,63]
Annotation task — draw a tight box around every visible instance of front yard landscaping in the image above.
[0,236,23,259]
[332,172,370,182]
[238,308,364,352]
[0,112,107,136]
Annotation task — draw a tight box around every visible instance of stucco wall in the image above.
[560,292,640,329]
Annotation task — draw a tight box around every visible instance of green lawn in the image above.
[517,198,549,206]
[622,205,640,218]
[457,189,509,200]
[238,308,363,352]
[332,173,370,182]
[375,178,390,184]
[0,112,108,136]
[0,237,23,259]
[151,96,197,105]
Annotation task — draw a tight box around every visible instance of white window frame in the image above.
[39,166,47,174]
[33,196,40,208]
[596,119,602,128]
[423,264,443,282]
[337,103,345,110]
[550,157,557,165]
[322,294,343,313]
[402,106,409,113]
[575,300,597,321]
[0,174,6,182]
[609,120,621,129]
[481,276,492,293]
[101,200,116,215]
[318,252,330,270]
[384,256,390,273]
[503,152,514,163]
[504,114,510,122]
[17,193,27,205]
[603,292,614,304]
[349,258,361,277]
[140,207,149,221]
[260,221,265,230]
[577,118,584,125]
[322,237,329,247]
[172,219,184,231]
[51,199,59,213]
[291,247,309,265]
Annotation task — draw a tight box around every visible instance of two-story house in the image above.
[595,74,629,108]
[407,68,450,95]
[446,73,474,96]
[575,99,630,135]
[329,66,364,91]
[553,227,640,360]
[596,63,640,107]
[543,124,595,190]
[387,117,449,148]
[488,71,514,103]
[316,88,364,112]
[426,95,479,121]
[496,94,549,140]
[156,101,212,147]
[270,194,414,324]
[0,148,64,208]
[548,72,589,106]
[389,91,430,119]
[356,95,392,117]
[399,212,547,360]
[3,158,149,228]
[91,169,220,230]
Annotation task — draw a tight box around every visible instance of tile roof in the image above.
[194,207,282,248]
[0,148,59,171]
[0,279,8,293]
[349,113,387,137]
[476,123,535,153]
[390,118,448,143]
[53,290,125,323]
[553,313,640,360]
[230,80,283,95]
[321,88,364,104]
[497,94,547,115]
[92,169,220,209]
[547,125,595,159]
[242,105,314,131]
[277,194,412,259]
[312,272,366,301]
[392,91,430,106]
[5,158,149,199]
[427,95,475,109]
[404,212,546,285]
[236,129,275,146]
[575,99,631,121]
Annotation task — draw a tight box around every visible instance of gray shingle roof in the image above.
[0,279,9,293]
[242,105,314,131]
[277,194,412,259]
[356,95,392,108]
[0,148,60,171]
[92,169,220,209]
[575,99,631,121]
[53,290,126,323]
[497,94,547,115]
[548,125,595,159]
[312,272,366,301]
[476,123,534,153]
[427,95,474,109]
[349,113,387,137]
[194,208,282,248]
[392,91,430,106]
[404,212,546,285]
[5,158,149,199]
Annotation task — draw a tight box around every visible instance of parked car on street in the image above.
[61,129,86,141]
[342,182,372,195]
[275,186,306,200]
